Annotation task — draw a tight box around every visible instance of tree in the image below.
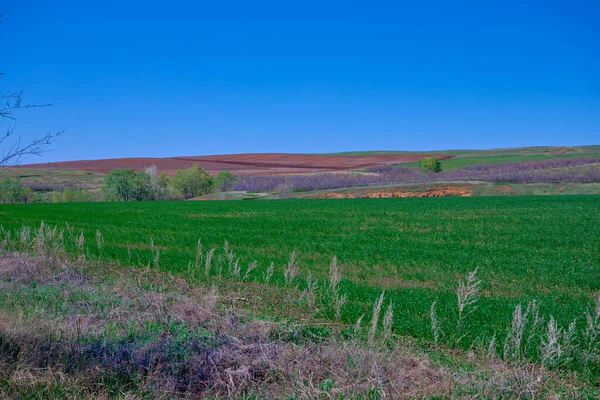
[0,177,25,203]
[0,14,63,166]
[172,164,214,199]
[103,169,136,201]
[131,171,152,201]
[145,165,171,200]
[418,157,442,173]
[215,170,239,192]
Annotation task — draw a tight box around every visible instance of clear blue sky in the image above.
[2,1,599,162]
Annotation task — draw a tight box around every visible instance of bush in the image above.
[172,164,214,199]
[215,171,239,192]
[418,157,442,173]
[51,188,92,203]
[145,165,171,200]
[0,177,26,203]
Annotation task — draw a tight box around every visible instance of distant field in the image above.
[1,196,598,364]
[20,152,452,176]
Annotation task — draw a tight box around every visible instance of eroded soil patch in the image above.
[315,185,472,199]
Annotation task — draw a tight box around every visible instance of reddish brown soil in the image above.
[21,153,453,176]
[315,185,472,199]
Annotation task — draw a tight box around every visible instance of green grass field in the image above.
[1,196,599,366]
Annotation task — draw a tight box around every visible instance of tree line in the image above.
[103,164,239,201]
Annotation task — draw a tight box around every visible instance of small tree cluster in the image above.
[214,170,240,192]
[102,164,237,201]
[0,177,33,203]
[103,167,169,201]
[418,157,442,173]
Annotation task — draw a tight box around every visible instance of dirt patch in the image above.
[315,185,472,199]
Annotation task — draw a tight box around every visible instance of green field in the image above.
[1,196,599,367]
[400,152,600,170]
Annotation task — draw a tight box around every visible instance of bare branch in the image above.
[0,128,65,166]
[0,14,62,166]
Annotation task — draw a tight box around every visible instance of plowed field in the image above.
[21,153,453,176]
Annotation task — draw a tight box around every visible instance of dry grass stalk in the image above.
[456,268,481,342]
[583,293,600,370]
[204,248,215,277]
[335,293,348,321]
[95,230,103,253]
[525,300,542,353]
[488,334,497,359]
[76,231,85,259]
[19,226,31,250]
[383,301,394,342]
[504,304,525,361]
[243,260,257,281]
[284,250,299,286]
[329,255,341,295]
[369,291,385,346]
[354,314,365,336]
[263,262,274,283]
[230,259,241,279]
[561,319,578,367]
[195,238,202,268]
[540,317,561,367]
[301,272,319,307]
[153,249,160,269]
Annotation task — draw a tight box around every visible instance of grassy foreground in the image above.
[0,196,599,395]
[2,242,595,398]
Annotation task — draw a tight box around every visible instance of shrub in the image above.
[0,177,26,203]
[215,170,239,192]
[419,157,442,173]
[50,188,92,203]
[172,164,214,199]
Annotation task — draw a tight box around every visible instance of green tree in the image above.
[131,171,152,201]
[172,164,214,199]
[0,177,25,203]
[157,171,170,189]
[418,157,442,173]
[145,165,171,200]
[215,170,239,192]
[103,169,136,201]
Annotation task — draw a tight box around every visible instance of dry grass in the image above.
[0,252,451,398]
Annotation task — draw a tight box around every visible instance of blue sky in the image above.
[1,1,599,162]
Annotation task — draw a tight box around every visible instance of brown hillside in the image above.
[21,153,453,176]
